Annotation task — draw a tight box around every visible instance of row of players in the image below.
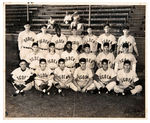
[10,58,142,97]
[18,23,139,62]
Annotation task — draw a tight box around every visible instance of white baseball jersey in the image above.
[68,35,83,51]
[79,53,96,69]
[51,34,67,50]
[26,51,44,70]
[83,34,98,52]
[35,67,53,82]
[11,67,33,84]
[74,67,93,82]
[45,52,60,70]
[118,35,136,53]
[115,53,137,70]
[97,33,116,50]
[54,67,72,83]
[96,68,116,84]
[61,51,79,68]
[18,30,36,50]
[36,33,52,50]
[96,52,115,66]
[117,69,139,84]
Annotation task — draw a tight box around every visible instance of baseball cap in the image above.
[122,25,129,30]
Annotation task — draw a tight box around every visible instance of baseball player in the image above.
[10,60,35,96]
[114,60,142,95]
[26,42,44,71]
[61,41,79,74]
[96,42,115,68]
[79,44,96,72]
[36,25,52,57]
[73,58,95,93]
[114,43,137,73]
[93,59,117,94]
[18,22,36,60]
[34,59,54,97]
[83,27,98,54]
[53,58,78,96]
[45,43,60,72]
[68,27,83,53]
[51,26,67,56]
[117,25,139,56]
[97,24,117,53]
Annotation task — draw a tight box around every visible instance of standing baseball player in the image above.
[18,22,36,60]
[114,60,142,95]
[97,24,117,53]
[93,59,117,94]
[10,60,35,96]
[26,42,44,71]
[45,43,60,72]
[79,44,96,73]
[53,58,78,96]
[51,26,67,56]
[114,43,137,73]
[117,25,139,56]
[68,27,83,53]
[36,25,52,57]
[83,27,98,54]
[61,41,79,74]
[96,42,115,68]
[73,58,95,92]
[34,59,54,97]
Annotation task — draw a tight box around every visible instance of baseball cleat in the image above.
[47,92,50,95]
[20,92,25,96]
[98,91,101,95]
[12,93,18,97]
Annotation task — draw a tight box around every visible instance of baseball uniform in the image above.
[97,33,116,50]
[83,34,98,53]
[18,30,36,60]
[36,33,52,57]
[94,68,116,91]
[51,34,67,55]
[114,69,142,95]
[114,53,137,72]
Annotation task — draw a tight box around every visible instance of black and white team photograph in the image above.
[4,2,146,118]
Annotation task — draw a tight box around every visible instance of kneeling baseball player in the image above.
[10,60,35,97]
[114,60,142,95]
[93,59,117,94]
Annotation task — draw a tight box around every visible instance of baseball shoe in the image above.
[20,92,25,96]
[122,92,125,96]
[98,91,101,95]
[47,92,50,95]
[12,93,18,97]
[58,89,65,97]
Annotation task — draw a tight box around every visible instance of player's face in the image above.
[123,47,128,53]
[66,43,72,50]
[41,27,47,33]
[102,62,108,70]
[24,24,30,31]
[104,26,110,33]
[103,46,109,52]
[32,45,38,52]
[84,47,90,53]
[123,29,129,35]
[80,62,86,70]
[72,29,77,35]
[40,61,47,70]
[87,28,92,34]
[49,46,55,52]
[124,63,131,71]
[20,61,27,70]
[59,61,65,70]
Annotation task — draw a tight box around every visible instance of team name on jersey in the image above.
[99,74,111,80]
[58,75,70,79]
[37,73,49,78]
[65,56,75,62]
[29,56,41,62]
[102,39,112,44]
[55,39,64,44]
[24,37,34,42]
[78,75,89,80]
[17,75,28,80]
[38,39,49,44]
[87,38,96,43]
[47,59,58,64]
[120,78,133,83]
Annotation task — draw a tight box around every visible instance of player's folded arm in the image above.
[25,73,36,85]
[93,74,100,82]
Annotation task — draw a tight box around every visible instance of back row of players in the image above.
[10,23,142,97]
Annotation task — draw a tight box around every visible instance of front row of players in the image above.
[10,57,142,97]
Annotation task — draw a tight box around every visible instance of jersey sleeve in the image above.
[17,32,23,50]
[133,72,139,82]
[110,69,116,78]
[88,68,93,78]
[112,35,117,45]
[73,69,78,79]
[131,36,136,46]
[95,69,100,76]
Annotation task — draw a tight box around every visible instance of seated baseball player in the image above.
[45,43,60,72]
[96,42,115,69]
[73,58,95,93]
[26,42,44,71]
[53,58,78,96]
[93,59,117,94]
[79,43,96,73]
[47,16,56,29]
[64,11,73,24]
[114,43,137,73]
[10,60,35,97]
[61,41,79,74]
[34,59,54,97]
[114,60,142,95]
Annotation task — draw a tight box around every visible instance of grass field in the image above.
[5,39,145,118]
